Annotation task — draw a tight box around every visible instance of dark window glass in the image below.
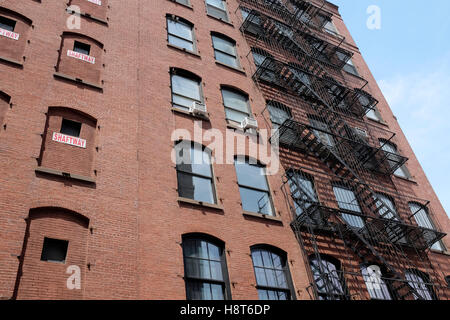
[175,142,216,204]
[222,88,250,123]
[333,186,365,229]
[212,35,239,68]
[310,256,347,300]
[0,16,16,32]
[73,41,91,55]
[251,248,292,300]
[206,0,229,21]
[171,71,202,111]
[445,276,450,288]
[167,17,194,52]
[235,158,273,216]
[60,119,82,137]
[183,237,229,300]
[41,238,69,263]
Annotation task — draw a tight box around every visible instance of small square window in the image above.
[61,119,82,137]
[73,41,91,55]
[41,238,69,263]
[0,16,16,32]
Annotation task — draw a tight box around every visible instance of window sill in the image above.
[171,107,210,121]
[215,61,246,76]
[243,211,283,223]
[177,197,224,211]
[54,72,103,91]
[66,8,108,26]
[366,117,389,127]
[429,249,450,256]
[35,166,96,184]
[167,43,201,58]
[206,13,233,27]
[0,55,23,67]
[392,174,417,184]
[226,121,258,135]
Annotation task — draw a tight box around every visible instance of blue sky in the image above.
[331,0,450,218]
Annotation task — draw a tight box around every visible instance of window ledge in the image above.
[392,174,417,184]
[215,61,246,75]
[226,121,259,135]
[171,107,210,121]
[177,197,224,210]
[54,72,103,91]
[243,211,283,223]
[66,8,108,25]
[0,55,23,67]
[206,13,233,27]
[35,166,96,184]
[167,43,201,58]
[429,249,450,256]
[366,117,389,127]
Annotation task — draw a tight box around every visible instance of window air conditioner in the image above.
[189,101,208,117]
[241,117,258,130]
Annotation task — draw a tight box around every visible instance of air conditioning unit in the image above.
[189,101,208,117]
[241,117,258,130]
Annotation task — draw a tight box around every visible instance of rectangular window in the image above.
[343,58,359,76]
[0,16,16,32]
[268,103,291,130]
[167,17,195,52]
[222,88,250,124]
[235,158,274,216]
[41,238,69,263]
[212,35,239,68]
[333,186,365,229]
[206,0,229,21]
[176,142,216,204]
[61,119,82,137]
[171,73,202,111]
[309,118,335,147]
[174,0,191,6]
[323,20,338,35]
[73,41,91,55]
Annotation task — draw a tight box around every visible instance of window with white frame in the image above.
[206,0,229,21]
[409,202,445,252]
[212,34,239,68]
[333,186,365,229]
[221,87,251,124]
[361,265,392,300]
[405,270,435,300]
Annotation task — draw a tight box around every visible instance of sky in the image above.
[330,0,450,218]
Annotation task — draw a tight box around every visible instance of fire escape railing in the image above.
[237,0,448,301]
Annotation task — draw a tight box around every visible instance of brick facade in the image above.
[0,0,448,300]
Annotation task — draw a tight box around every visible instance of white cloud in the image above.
[378,60,450,218]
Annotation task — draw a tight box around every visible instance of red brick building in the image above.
[0,0,448,300]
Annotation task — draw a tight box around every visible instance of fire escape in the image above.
[237,0,448,300]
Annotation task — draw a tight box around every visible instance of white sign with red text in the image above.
[67,50,95,64]
[0,28,19,41]
[53,132,87,149]
[87,0,102,5]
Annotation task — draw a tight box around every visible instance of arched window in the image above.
[68,0,108,21]
[445,276,450,288]
[182,234,231,300]
[405,269,435,300]
[221,87,251,125]
[379,139,410,179]
[251,246,294,300]
[332,185,365,229]
[166,15,195,52]
[409,202,445,251]
[361,264,392,300]
[175,141,216,204]
[0,7,32,65]
[309,255,347,300]
[212,33,239,68]
[234,157,274,216]
[170,68,203,112]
